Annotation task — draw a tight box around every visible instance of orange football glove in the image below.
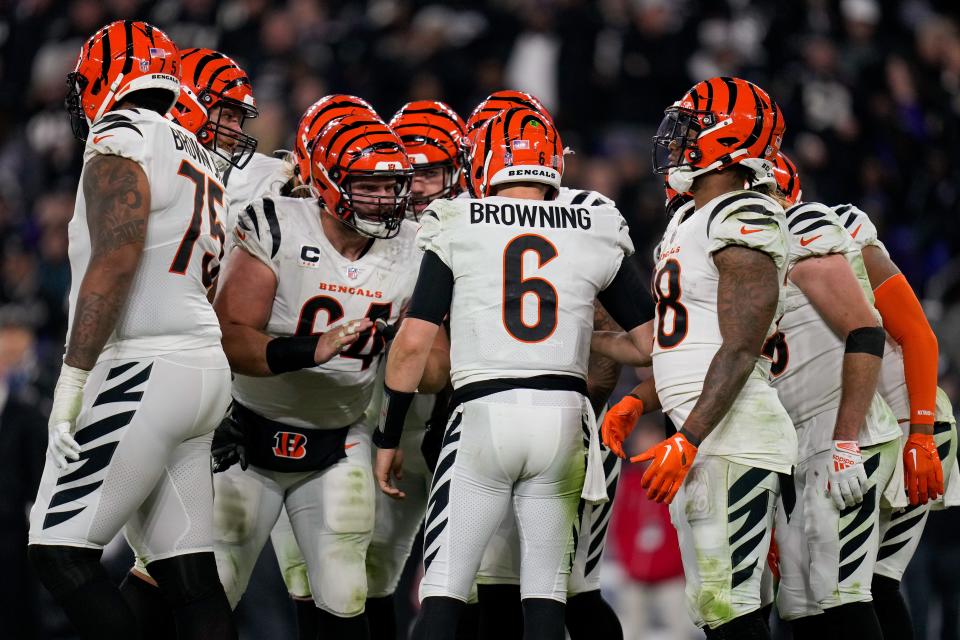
[601,394,644,459]
[903,433,944,505]
[632,432,698,504]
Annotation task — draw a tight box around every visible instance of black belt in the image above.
[232,402,350,473]
[448,374,588,409]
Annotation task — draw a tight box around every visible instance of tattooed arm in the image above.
[680,246,780,444]
[587,302,624,414]
[64,154,150,371]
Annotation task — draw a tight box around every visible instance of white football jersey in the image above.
[230,197,421,429]
[419,197,633,388]
[832,203,910,423]
[555,187,615,207]
[67,109,226,361]
[222,152,289,233]
[770,202,899,450]
[651,190,796,473]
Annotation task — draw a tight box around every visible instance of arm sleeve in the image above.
[706,192,789,272]
[597,258,654,331]
[231,198,282,278]
[405,250,454,325]
[874,273,939,425]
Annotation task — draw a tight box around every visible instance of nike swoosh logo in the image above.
[799,235,821,247]
[740,226,764,235]
[850,224,862,239]
[660,444,672,465]
[910,448,917,468]
[92,134,112,144]
[345,442,359,450]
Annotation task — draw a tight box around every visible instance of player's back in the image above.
[68,108,226,361]
[419,196,633,388]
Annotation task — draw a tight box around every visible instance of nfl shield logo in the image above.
[139,59,150,72]
[347,267,360,280]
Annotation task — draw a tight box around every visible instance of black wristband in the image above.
[265,336,320,374]
[374,385,415,449]
[845,326,885,358]
[679,426,702,448]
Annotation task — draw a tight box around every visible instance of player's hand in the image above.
[632,432,698,504]
[211,413,247,473]
[827,440,869,509]
[47,362,90,469]
[903,433,943,505]
[601,394,644,459]
[315,318,372,364]
[375,447,406,500]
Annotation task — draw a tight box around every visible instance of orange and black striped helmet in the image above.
[466,107,563,198]
[293,95,380,186]
[770,151,802,205]
[461,91,554,193]
[389,100,465,215]
[652,76,784,192]
[170,48,258,169]
[66,20,180,139]
[308,114,412,239]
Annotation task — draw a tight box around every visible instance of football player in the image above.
[753,152,899,638]
[210,109,447,640]
[28,21,236,640]
[459,91,629,640]
[595,77,794,639]
[373,107,654,640]
[116,46,271,640]
[350,99,465,640]
[775,157,956,638]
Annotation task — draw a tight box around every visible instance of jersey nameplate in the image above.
[468,202,592,230]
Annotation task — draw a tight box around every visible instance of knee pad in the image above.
[323,463,375,534]
[28,544,105,600]
[148,552,224,606]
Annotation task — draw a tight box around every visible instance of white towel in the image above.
[580,398,609,504]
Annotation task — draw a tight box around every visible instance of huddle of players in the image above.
[25,18,954,640]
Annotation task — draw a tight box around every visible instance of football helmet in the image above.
[293,95,380,186]
[770,151,802,205]
[169,48,258,169]
[389,100,466,216]
[466,107,563,198]
[652,76,784,193]
[66,20,180,140]
[461,91,555,195]
[308,114,412,239]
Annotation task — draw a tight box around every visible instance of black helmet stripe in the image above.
[743,82,765,149]
[121,20,135,75]
[704,78,714,111]
[721,76,738,114]
[192,51,227,87]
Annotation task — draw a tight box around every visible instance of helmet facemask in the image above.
[336,169,412,239]
[197,91,259,169]
[65,72,89,140]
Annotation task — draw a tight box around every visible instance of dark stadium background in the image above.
[1,0,960,638]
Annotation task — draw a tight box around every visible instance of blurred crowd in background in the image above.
[2,0,960,638]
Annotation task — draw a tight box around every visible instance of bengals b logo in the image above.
[273,431,308,459]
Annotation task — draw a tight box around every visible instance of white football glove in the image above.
[828,440,868,510]
[47,362,90,469]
